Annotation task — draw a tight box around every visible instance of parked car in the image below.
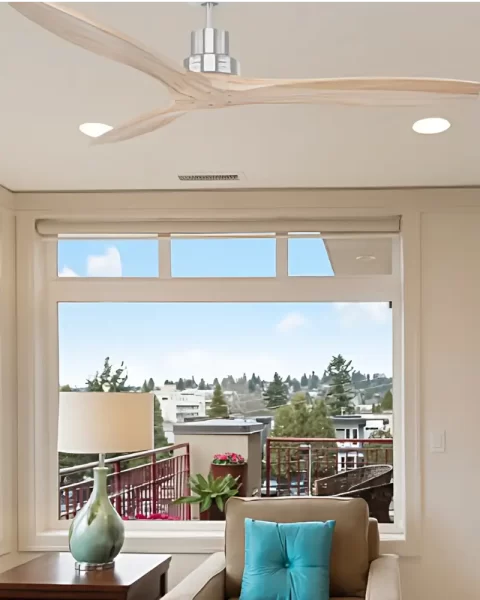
[261,478,278,497]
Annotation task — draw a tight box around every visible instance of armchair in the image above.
[163,496,401,599]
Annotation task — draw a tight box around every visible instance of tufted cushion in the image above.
[225,496,371,598]
[239,519,335,600]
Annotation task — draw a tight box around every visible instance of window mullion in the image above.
[159,237,171,279]
[276,235,288,279]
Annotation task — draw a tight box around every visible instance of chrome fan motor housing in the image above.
[183,3,240,75]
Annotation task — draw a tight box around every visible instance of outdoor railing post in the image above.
[151,453,157,514]
[114,460,122,516]
[266,439,271,496]
[185,444,191,520]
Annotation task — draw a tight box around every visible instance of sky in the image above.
[57,238,392,386]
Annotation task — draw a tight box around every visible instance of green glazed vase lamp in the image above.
[58,388,154,571]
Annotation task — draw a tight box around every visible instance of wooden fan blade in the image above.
[207,75,480,106]
[10,2,212,98]
[92,106,186,144]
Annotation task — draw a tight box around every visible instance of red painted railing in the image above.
[59,443,190,520]
[265,437,393,497]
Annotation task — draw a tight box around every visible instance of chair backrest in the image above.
[224,496,377,599]
[316,464,393,496]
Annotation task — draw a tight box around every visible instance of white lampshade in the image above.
[58,392,154,454]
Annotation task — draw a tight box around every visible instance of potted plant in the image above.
[173,473,241,521]
[211,452,246,496]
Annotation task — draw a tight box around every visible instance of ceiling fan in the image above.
[10,2,480,144]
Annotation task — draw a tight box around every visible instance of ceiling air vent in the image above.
[178,172,243,182]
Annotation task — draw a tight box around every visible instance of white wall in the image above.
[399,211,480,599]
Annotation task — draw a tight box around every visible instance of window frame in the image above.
[16,208,419,556]
[0,206,15,558]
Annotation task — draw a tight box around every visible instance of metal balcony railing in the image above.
[59,443,190,521]
[265,437,393,498]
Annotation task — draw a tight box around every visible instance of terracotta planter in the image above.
[200,503,224,521]
[210,463,247,497]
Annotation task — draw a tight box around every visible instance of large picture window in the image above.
[18,214,407,553]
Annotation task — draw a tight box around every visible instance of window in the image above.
[19,214,407,554]
[58,300,393,521]
[171,235,276,277]
[58,238,159,277]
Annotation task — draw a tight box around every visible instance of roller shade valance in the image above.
[36,216,400,237]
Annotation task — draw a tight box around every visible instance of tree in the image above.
[60,384,72,391]
[300,373,308,387]
[164,379,174,385]
[325,354,356,416]
[198,378,206,390]
[263,372,288,408]
[60,358,129,477]
[381,390,393,411]
[291,378,301,392]
[148,378,155,392]
[153,395,169,449]
[309,371,319,390]
[213,377,220,387]
[272,393,335,439]
[176,378,185,391]
[184,376,196,389]
[208,384,229,418]
[85,357,129,392]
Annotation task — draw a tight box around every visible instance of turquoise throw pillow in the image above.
[239,518,335,600]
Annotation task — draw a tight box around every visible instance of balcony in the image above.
[59,443,191,521]
[58,436,393,523]
[264,437,394,522]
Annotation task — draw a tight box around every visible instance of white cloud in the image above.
[87,247,122,277]
[276,312,308,333]
[58,266,79,277]
[334,302,390,327]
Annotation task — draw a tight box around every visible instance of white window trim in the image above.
[16,209,420,556]
[0,206,16,558]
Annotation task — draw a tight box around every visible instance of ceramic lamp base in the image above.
[75,561,115,572]
[69,468,125,570]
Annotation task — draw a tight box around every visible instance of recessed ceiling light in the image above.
[356,255,376,262]
[412,117,451,135]
[79,122,113,138]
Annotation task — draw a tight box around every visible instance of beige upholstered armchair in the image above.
[163,496,401,600]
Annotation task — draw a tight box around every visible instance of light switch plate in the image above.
[430,430,446,453]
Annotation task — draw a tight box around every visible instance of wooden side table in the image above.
[0,552,171,599]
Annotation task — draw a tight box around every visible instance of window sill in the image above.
[0,552,42,574]
[21,527,225,555]
[22,526,418,557]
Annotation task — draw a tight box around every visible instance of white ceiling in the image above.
[2,2,480,192]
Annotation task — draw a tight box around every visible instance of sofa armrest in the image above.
[366,554,401,600]
[162,552,226,600]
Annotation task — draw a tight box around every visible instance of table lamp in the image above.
[58,390,153,571]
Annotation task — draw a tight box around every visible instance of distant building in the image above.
[155,384,238,425]
[332,414,392,471]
